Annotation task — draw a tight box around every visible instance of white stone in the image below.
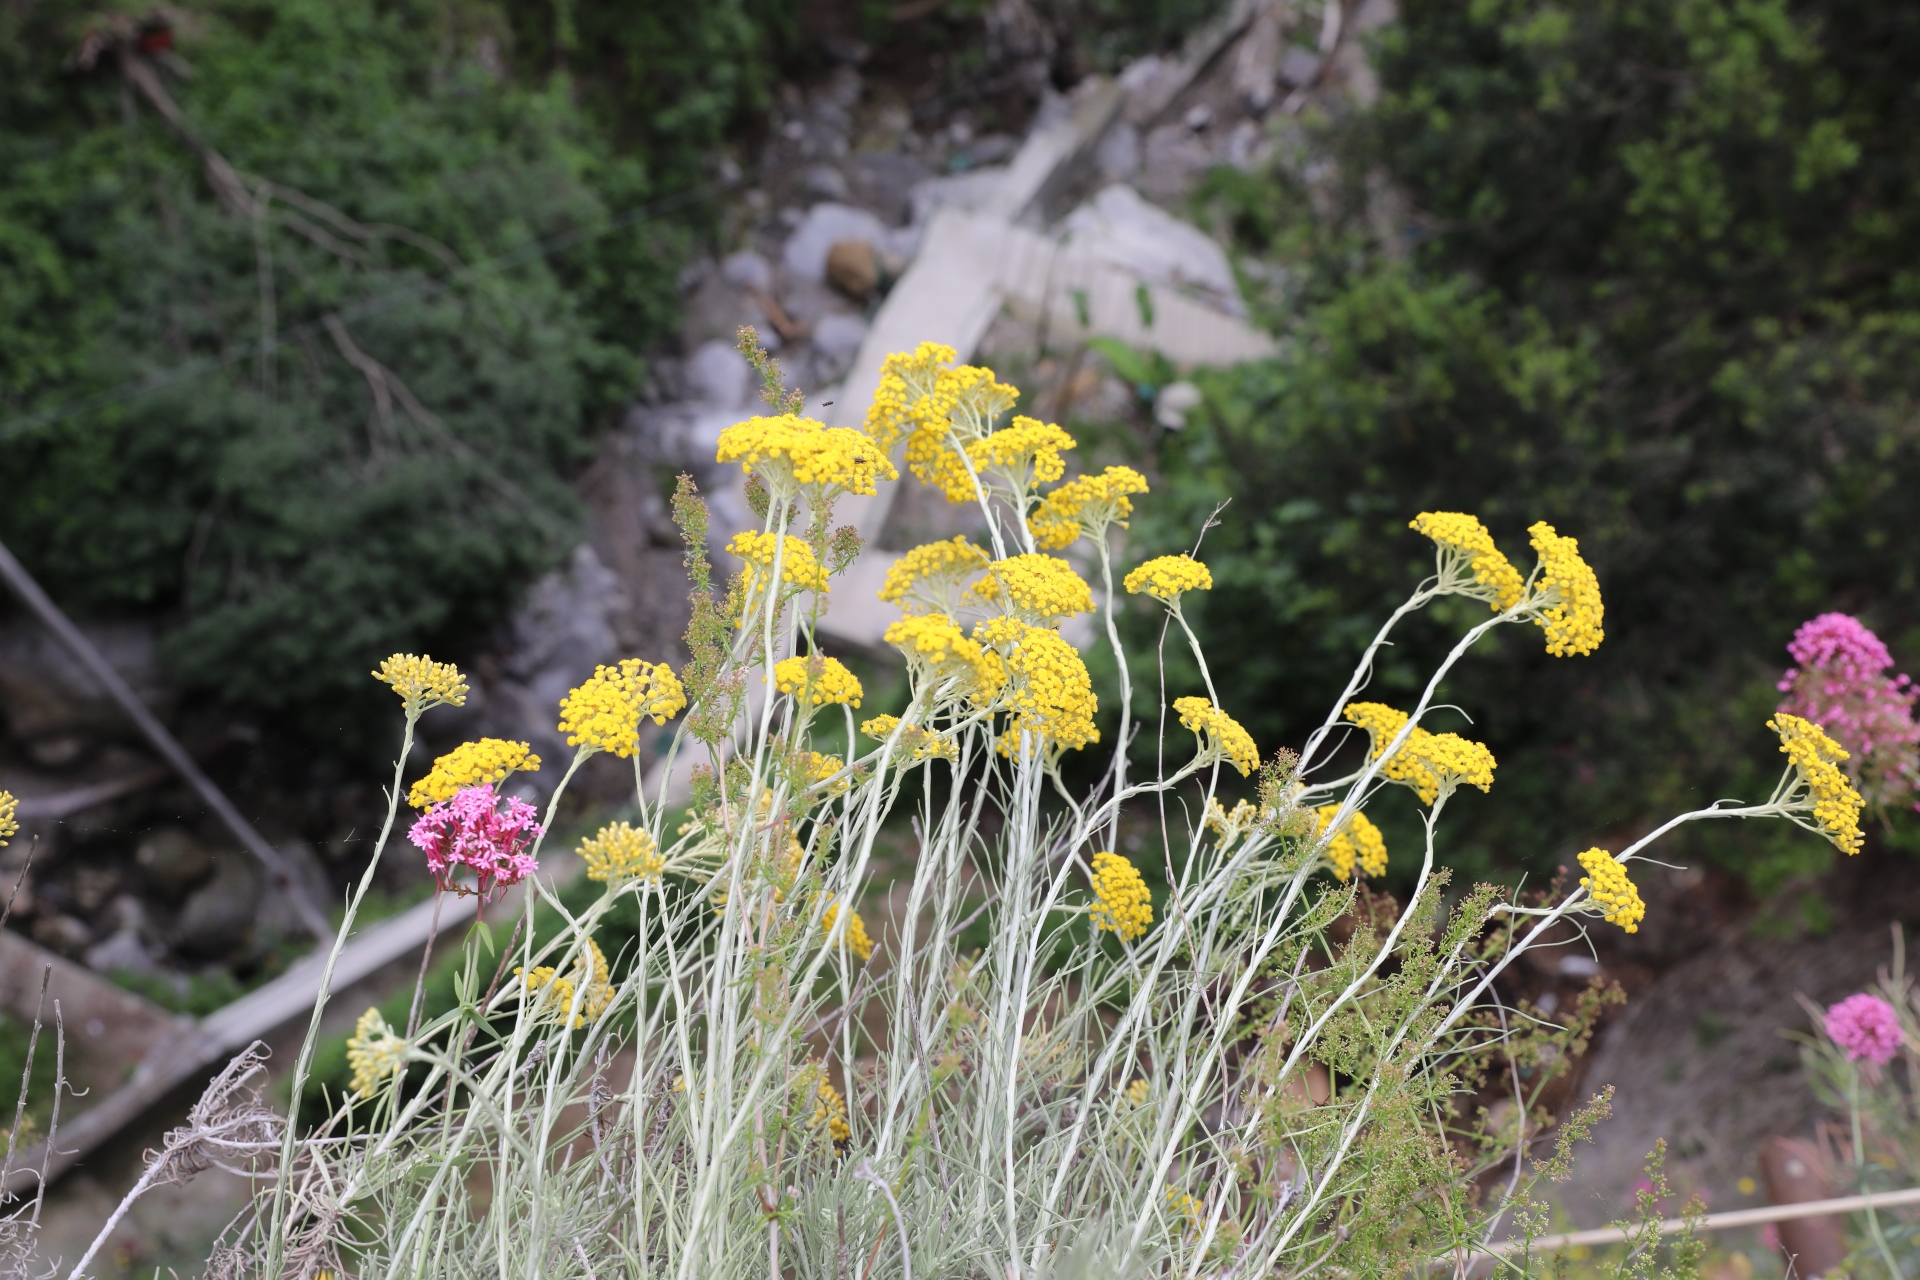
[684,339,753,408]
[782,203,892,284]
[1060,183,1244,317]
[720,250,773,294]
[811,313,869,381]
[1155,380,1204,430]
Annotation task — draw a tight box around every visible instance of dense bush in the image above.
[1149,0,1920,889]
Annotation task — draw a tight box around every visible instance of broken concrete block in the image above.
[1061,183,1245,317]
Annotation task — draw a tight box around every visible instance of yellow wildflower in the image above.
[1341,702,1495,805]
[1409,511,1526,612]
[879,536,992,615]
[796,1063,852,1146]
[558,658,686,758]
[1313,806,1388,881]
[0,791,15,847]
[729,530,831,594]
[1124,554,1212,603]
[1030,465,1150,550]
[774,654,864,708]
[1577,848,1645,933]
[989,553,1094,623]
[716,414,897,496]
[865,341,960,450]
[1089,851,1153,942]
[371,654,467,714]
[1527,522,1605,657]
[1173,696,1260,776]
[1166,1186,1207,1233]
[579,821,664,883]
[822,898,875,962]
[1204,797,1257,844]
[861,714,960,762]
[906,365,1023,502]
[965,415,1075,491]
[346,1008,409,1099]
[1124,1078,1150,1108]
[884,614,1006,702]
[1771,713,1866,855]
[408,738,541,808]
[976,618,1099,751]
[518,939,613,1028]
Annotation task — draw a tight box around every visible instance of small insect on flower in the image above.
[371,653,468,716]
[1089,851,1153,942]
[407,784,543,900]
[1825,992,1903,1065]
[346,1008,409,1099]
[1576,848,1645,933]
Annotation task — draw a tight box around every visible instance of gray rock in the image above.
[172,854,262,958]
[136,825,215,899]
[32,914,92,958]
[812,314,870,382]
[683,339,754,409]
[802,165,850,201]
[1183,102,1214,132]
[908,167,1010,223]
[0,616,168,760]
[1154,381,1204,430]
[782,204,891,284]
[1279,46,1323,89]
[1061,184,1245,317]
[1095,122,1141,182]
[86,926,159,976]
[720,251,773,295]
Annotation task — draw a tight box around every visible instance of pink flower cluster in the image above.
[1825,992,1903,1065]
[1777,613,1920,813]
[407,783,543,900]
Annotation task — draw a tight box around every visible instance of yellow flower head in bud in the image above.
[976,618,1099,751]
[1173,696,1260,776]
[861,714,960,762]
[1409,511,1526,612]
[1577,848,1645,933]
[579,821,664,884]
[1527,522,1605,656]
[0,791,16,847]
[716,414,898,496]
[729,530,831,594]
[1031,466,1151,551]
[884,614,1005,703]
[1313,806,1388,881]
[879,537,992,616]
[1204,797,1257,844]
[518,939,613,1028]
[408,738,541,808]
[822,898,874,962]
[1770,713,1865,855]
[1088,851,1153,942]
[989,554,1094,623]
[774,654,864,708]
[866,341,960,450]
[346,1008,409,1098]
[371,654,468,715]
[1401,732,1497,805]
[965,415,1076,492]
[1124,1078,1150,1108]
[558,659,686,758]
[1124,555,1212,604]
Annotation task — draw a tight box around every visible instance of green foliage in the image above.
[1153,0,1920,886]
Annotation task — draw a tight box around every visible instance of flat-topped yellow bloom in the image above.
[1409,511,1526,611]
[408,738,541,808]
[774,654,864,708]
[861,715,960,762]
[822,898,874,961]
[1577,848,1645,932]
[966,415,1075,489]
[905,365,1022,501]
[729,531,830,594]
[1771,713,1865,855]
[1527,522,1604,656]
[716,414,898,496]
[879,536,992,615]
[976,617,1099,751]
[884,613,1006,701]
[1314,806,1387,881]
[1088,851,1152,942]
[989,554,1094,623]
[1173,696,1259,776]
[558,659,686,758]
[1341,702,1495,804]
[579,821,664,883]
[1031,465,1150,550]
[866,341,959,450]
[371,653,468,714]
[1125,555,1212,603]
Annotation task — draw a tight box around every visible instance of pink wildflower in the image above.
[1776,613,1920,814]
[1824,992,1903,1065]
[407,783,543,901]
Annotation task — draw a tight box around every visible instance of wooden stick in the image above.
[1482,1184,1920,1256]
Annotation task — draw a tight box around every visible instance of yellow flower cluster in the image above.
[715,414,898,496]
[1124,1078,1150,1108]
[1030,465,1150,551]
[408,738,541,808]
[861,714,960,762]
[1315,806,1388,881]
[1409,511,1526,611]
[1089,851,1153,942]
[798,1064,852,1145]
[965,415,1075,490]
[822,898,875,962]
[989,554,1094,623]
[371,653,468,713]
[774,654,865,708]
[1577,848,1645,933]
[884,614,1005,701]
[1341,702,1496,805]
[1166,1187,1207,1233]
[865,341,960,450]
[879,536,992,615]
[1173,696,1260,776]
[1771,713,1866,855]
[1204,797,1258,844]
[346,1007,409,1099]
[905,365,1022,502]
[1124,554,1213,603]
[1527,522,1605,657]
[558,659,686,758]
[729,530,831,594]
[0,790,15,847]
[518,939,613,1028]
[579,821,664,884]
[978,618,1100,751]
